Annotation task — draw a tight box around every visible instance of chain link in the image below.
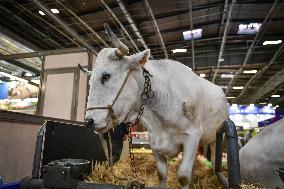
[126,67,154,186]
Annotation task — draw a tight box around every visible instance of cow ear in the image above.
[128,49,150,68]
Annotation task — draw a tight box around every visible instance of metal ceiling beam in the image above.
[12,0,80,47]
[0,54,40,74]
[76,17,284,42]
[78,0,276,23]
[30,0,97,54]
[144,0,168,58]
[0,48,86,60]
[270,94,284,106]
[0,25,41,51]
[0,5,63,49]
[218,0,229,37]
[212,0,236,82]
[188,0,195,70]
[245,67,284,103]
[116,0,151,56]
[234,42,284,103]
[225,0,280,95]
[56,0,108,47]
[100,0,139,52]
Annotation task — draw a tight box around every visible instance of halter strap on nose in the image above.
[85,69,132,112]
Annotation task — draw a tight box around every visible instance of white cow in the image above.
[240,118,284,188]
[83,27,228,188]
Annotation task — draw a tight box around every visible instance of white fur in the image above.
[240,118,284,188]
[85,48,229,188]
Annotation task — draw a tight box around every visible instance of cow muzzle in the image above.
[84,118,95,129]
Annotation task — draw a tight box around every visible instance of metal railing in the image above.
[215,119,241,188]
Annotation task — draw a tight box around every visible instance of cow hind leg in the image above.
[177,128,202,189]
[153,152,168,187]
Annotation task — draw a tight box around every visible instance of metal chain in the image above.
[126,67,154,186]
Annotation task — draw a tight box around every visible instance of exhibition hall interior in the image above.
[0,0,283,189]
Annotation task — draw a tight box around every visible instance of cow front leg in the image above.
[153,151,168,187]
[209,140,216,171]
[177,129,202,189]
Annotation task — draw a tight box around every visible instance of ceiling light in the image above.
[232,104,238,106]
[221,74,234,78]
[226,96,235,99]
[249,104,254,106]
[51,9,59,14]
[271,94,280,98]
[183,29,202,40]
[268,103,272,107]
[172,49,187,53]
[218,58,224,62]
[25,72,33,77]
[275,105,279,108]
[39,11,45,15]
[259,102,266,105]
[263,40,282,46]
[200,73,205,78]
[233,86,244,90]
[238,23,261,35]
[243,70,257,74]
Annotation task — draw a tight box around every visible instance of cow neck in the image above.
[131,67,149,92]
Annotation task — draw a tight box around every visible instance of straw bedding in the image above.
[85,154,265,189]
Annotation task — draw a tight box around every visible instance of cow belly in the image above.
[149,132,182,159]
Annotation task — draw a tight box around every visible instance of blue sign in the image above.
[0,83,8,99]
[229,105,275,115]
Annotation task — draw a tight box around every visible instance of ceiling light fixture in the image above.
[51,9,59,14]
[259,102,266,105]
[221,74,234,78]
[271,94,280,98]
[243,70,257,74]
[233,86,244,90]
[226,96,235,99]
[268,103,272,107]
[263,40,282,46]
[200,73,205,78]
[172,49,187,53]
[39,11,45,15]
[183,28,202,40]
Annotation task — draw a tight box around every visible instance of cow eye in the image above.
[101,72,110,84]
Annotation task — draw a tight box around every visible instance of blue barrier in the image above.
[0,182,20,189]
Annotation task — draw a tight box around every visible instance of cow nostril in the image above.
[84,118,94,128]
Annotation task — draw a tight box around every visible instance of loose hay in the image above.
[85,154,264,189]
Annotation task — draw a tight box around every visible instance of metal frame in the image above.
[0,47,87,60]
[56,0,108,48]
[188,0,195,70]
[40,67,80,121]
[36,55,45,116]
[100,0,139,52]
[30,0,97,55]
[212,0,236,82]
[144,0,168,59]
[116,0,151,57]
[225,0,280,95]
[215,119,241,189]
[235,42,284,102]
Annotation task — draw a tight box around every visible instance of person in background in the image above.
[245,129,254,144]
[104,123,129,164]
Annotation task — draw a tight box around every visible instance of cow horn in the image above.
[104,23,129,57]
[78,64,92,76]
